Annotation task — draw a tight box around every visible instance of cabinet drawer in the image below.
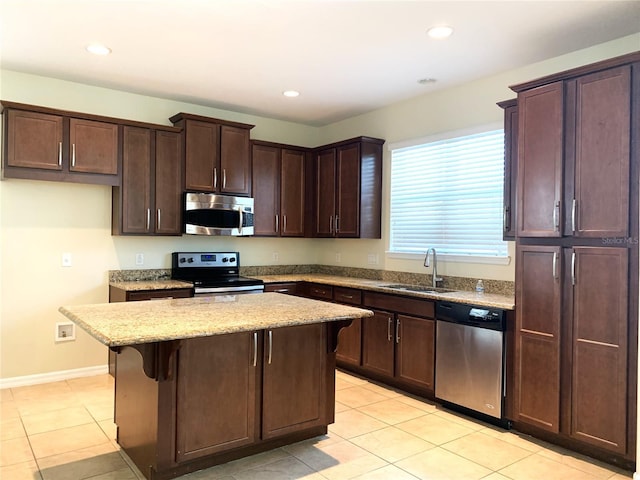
[333,287,362,305]
[127,288,193,301]
[305,283,333,300]
[264,282,298,295]
[363,292,434,319]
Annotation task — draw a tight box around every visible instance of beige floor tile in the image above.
[609,473,634,479]
[357,398,427,425]
[360,381,403,398]
[478,426,547,453]
[98,419,118,441]
[536,444,628,479]
[21,406,94,435]
[66,374,114,392]
[84,466,138,479]
[482,474,513,480]
[396,447,492,480]
[336,376,357,391]
[350,426,435,462]
[233,455,327,480]
[432,408,489,431]
[29,422,110,459]
[351,464,420,479]
[441,431,533,470]
[335,370,368,385]
[11,381,74,402]
[0,388,14,402]
[1,399,21,419]
[499,453,603,480]
[0,459,42,480]
[395,394,439,413]
[334,401,350,413]
[0,436,35,467]
[396,413,475,445]
[15,393,80,416]
[283,432,345,455]
[1,416,26,440]
[36,442,128,480]
[193,448,292,478]
[85,400,115,422]
[335,385,389,408]
[328,409,387,439]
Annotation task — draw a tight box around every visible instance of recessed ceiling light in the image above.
[86,43,112,55]
[426,25,454,39]
[283,90,300,98]
[418,78,437,85]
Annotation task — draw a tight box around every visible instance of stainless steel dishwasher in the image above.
[435,301,506,420]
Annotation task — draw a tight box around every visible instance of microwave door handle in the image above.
[238,207,243,235]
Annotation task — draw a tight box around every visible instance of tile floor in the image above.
[0,370,634,480]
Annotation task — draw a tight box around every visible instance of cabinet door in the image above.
[362,310,395,378]
[121,127,152,234]
[395,315,435,391]
[336,318,361,367]
[315,149,336,237]
[262,323,326,439]
[251,144,280,236]
[185,119,219,192]
[500,100,518,240]
[570,247,628,453]
[176,332,258,461]
[280,149,306,236]
[69,118,118,175]
[517,82,563,237]
[6,110,63,170]
[220,125,250,195]
[570,66,630,238]
[336,143,360,237]
[515,245,561,432]
[154,131,183,235]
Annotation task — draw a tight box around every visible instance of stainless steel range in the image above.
[171,252,264,295]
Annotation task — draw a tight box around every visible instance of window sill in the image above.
[386,252,511,266]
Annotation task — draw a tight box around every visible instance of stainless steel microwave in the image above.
[184,193,255,236]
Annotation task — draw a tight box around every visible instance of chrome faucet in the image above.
[424,248,443,288]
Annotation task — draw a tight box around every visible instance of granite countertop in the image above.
[109,279,193,291]
[59,293,373,347]
[255,274,515,310]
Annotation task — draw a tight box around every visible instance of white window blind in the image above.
[390,129,508,258]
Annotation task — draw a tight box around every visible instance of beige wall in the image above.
[1,34,638,380]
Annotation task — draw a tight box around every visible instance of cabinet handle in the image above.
[72,143,76,167]
[275,215,279,233]
[553,201,560,231]
[213,167,217,189]
[252,332,258,367]
[274,289,289,293]
[329,215,334,234]
[146,208,150,231]
[341,294,354,300]
[387,317,392,342]
[571,199,577,233]
[223,169,227,189]
[157,209,161,230]
[335,215,340,233]
[552,252,558,280]
[267,330,273,365]
[58,142,63,166]
[503,205,510,232]
[283,215,287,233]
[396,319,400,344]
[571,251,576,286]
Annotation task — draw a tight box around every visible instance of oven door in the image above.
[193,285,264,297]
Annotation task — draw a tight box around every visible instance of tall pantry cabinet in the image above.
[511,52,639,465]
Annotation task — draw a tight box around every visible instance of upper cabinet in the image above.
[170,113,254,196]
[497,99,518,241]
[251,141,307,237]
[512,54,637,239]
[312,137,384,238]
[112,126,183,235]
[2,102,120,185]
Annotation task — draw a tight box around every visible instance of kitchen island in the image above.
[59,293,373,480]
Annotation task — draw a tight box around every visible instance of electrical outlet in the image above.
[367,253,379,265]
[335,253,341,263]
[272,252,279,262]
[135,253,144,266]
[62,252,72,267]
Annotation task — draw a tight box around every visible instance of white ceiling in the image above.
[2,1,639,126]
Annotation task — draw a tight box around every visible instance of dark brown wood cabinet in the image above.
[498,99,518,240]
[175,332,258,461]
[362,309,395,377]
[333,287,363,366]
[395,314,435,391]
[2,102,120,185]
[251,141,307,236]
[170,113,254,196]
[263,282,299,295]
[112,126,183,235]
[313,137,384,238]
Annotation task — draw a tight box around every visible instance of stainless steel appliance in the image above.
[171,252,264,295]
[183,193,255,236]
[435,301,506,420]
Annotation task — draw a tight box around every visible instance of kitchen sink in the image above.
[380,284,456,294]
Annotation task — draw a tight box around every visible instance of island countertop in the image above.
[59,292,374,347]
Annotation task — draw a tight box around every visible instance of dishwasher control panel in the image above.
[436,302,506,331]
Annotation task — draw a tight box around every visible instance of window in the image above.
[389,128,508,261]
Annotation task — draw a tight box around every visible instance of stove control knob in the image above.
[229,257,236,263]
[179,258,186,263]
[187,257,194,263]
[222,257,229,263]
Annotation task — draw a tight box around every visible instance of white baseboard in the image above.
[0,364,109,389]
[634,472,640,480]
